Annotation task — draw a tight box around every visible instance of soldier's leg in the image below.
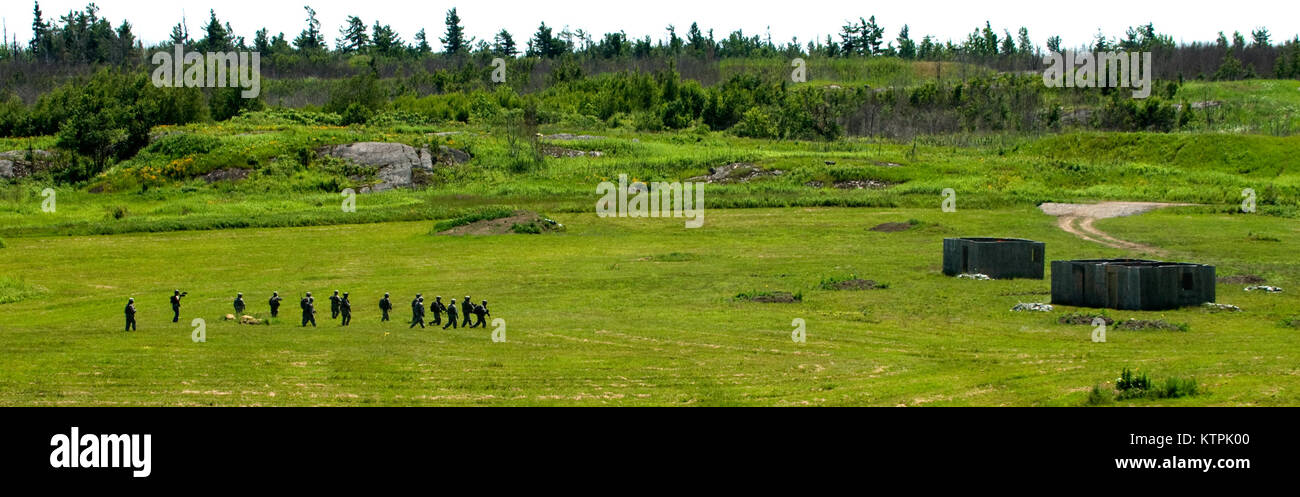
[462,311,471,327]
[173,307,179,323]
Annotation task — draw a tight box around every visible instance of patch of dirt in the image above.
[1115,319,1187,332]
[807,179,895,189]
[740,291,800,303]
[688,163,783,184]
[869,222,913,232]
[1059,313,1115,326]
[1039,202,1195,255]
[1218,274,1266,285]
[827,279,881,290]
[436,210,561,236]
[201,168,250,183]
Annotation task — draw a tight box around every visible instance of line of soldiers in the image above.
[124,289,491,331]
[400,294,492,329]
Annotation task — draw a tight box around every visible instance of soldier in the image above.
[233,293,246,315]
[409,294,425,329]
[301,292,317,327]
[461,295,473,327]
[170,290,186,323]
[443,298,458,330]
[430,296,446,325]
[340,292,352,326]
[330,290,342,319]
[379,293,392,322]
[269,292,283,318]
[471,300,490,328]
[124,298,137,331]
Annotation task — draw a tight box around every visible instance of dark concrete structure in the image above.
[942,238,1045,279]
[1051,259,1216,310]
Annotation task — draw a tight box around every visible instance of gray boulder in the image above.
[319,142,472,192]
[0,150,55,179]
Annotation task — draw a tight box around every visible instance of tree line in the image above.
[2,2,1298,81]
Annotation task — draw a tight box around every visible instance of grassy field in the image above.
[1,206,1295,406]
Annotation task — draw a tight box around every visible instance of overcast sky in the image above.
[2,0,1296,51]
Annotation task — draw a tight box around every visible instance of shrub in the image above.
[430,206,515,233]
[1085,384,1114,405]
[341,103,374,126]
[732,107,780,139]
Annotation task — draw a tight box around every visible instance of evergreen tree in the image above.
[336,16,368,53]
[896,25,915,59]
[293,6,325,52]
[493,29,517,57]
[441,8,466,55]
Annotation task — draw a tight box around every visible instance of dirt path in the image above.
[1040,202,1193,255]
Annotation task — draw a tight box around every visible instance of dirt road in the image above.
[1039,202,1193,255]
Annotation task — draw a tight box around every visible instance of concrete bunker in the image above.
[942,238,1045,279]
[1051,259,1216,310]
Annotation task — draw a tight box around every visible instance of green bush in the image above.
[732,107,780,139]
[430,206,516,233]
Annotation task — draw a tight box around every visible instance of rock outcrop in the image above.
[318,142,471,192]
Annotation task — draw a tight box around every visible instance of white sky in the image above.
[1,0,1296,51]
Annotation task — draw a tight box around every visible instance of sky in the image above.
[1,0,1296,51]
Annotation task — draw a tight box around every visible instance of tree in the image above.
[1251,27,1271,48]
[371,21,404,57]
[493,29,517,57]
[198,10,232,52]
[1046,35,1062,54]
[863,16,884,55]
[31,1,51,60]
[527,22,565,58]
[293,6,325,52]
[253,28,270,55]
[169,20,189,47]
[336,16,368,54]
[413,29,431,55]
[441,8,466,55]
[896,25,915,59]
[1016,27,1032,55]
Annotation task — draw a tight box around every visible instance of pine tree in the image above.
[493,29,517,57]
[336,16,368,53]
[441,8,465,55]
[414,29,431,55]
[293,6,324,52]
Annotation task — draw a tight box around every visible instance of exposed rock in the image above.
[542,145,603,158]
[541,133,602,141]
[1011,302,1053,312]
[808,179,894,190]
[0,149,55,179]
[319,142,469,192]
[688,163,783,184]
[201,168,251,183]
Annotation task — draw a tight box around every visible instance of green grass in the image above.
[0,206,1295,406]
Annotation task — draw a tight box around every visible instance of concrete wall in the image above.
[943,238,1045,279]
[1051,259,1215,310]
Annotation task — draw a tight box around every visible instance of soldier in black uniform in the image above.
[379,293,392,322]
[329,290,342,319]
[301,292,317,327]
[124,298,137,331]
[170,290,186,323]
[430,296,446,325]
[340,292,352,326]
[409,294,425,329]
[444,298,458,329]
[269,292,283,317]
[471,300,490,328]
[461,295,473,327]
[233,293,246,315]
